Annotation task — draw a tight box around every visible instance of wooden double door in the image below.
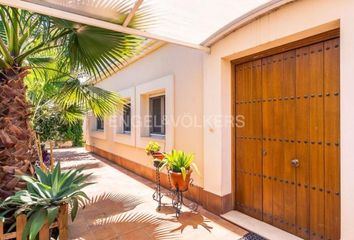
[235,38,340,240]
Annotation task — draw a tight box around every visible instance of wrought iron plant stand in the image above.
[152,161,163,210]
[152,162,198,217]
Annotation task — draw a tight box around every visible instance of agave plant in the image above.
[161,150,200,180]
[0,163,92,239]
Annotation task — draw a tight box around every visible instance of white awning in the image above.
[0,0,292,79]
[0,0,289,52]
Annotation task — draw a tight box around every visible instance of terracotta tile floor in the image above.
[54,148,252,240]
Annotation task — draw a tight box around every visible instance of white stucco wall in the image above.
[85,44,205,187]
[203,0,354,238]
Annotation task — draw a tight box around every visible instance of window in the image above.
[96,118,104,130]
[123,103,131,133]
[149,95,165,135]
[135,75,173,149]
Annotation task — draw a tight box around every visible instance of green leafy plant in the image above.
[0,4,153,198]
[145,141,161,155]
[0,163,92,240]
[64,121,84,147]
[161,150,200,180]
[34,112,84,147]
[26,64,126,126]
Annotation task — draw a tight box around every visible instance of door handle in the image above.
[291,159,300,168]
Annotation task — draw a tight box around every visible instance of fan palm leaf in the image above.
[0,3,154,199]
[26,60,125,124]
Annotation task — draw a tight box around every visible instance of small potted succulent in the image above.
[161,150,200,191]
[145,141,164,167]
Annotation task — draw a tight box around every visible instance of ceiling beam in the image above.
[123,0,143,27]
[0,0,210,52]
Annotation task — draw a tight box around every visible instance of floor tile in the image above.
[55,148,251,240]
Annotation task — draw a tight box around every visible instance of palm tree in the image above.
[26,60,127,122]
[0,5,147,199]
[26,64,125,144]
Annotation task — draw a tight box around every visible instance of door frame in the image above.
[230,28,340,211]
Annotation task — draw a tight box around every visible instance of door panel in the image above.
[235,60,263,219]
[308,43,325,240]
[295,45,311,239]
[261,56,274,224]
[261,52,297,232]
[235,63,245,214]
[281,50,297,234]
[235,38,340,240]
[269,53,284,230]
[251,60,263,220]
[323,38,340,240]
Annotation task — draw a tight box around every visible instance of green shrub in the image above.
[64,122,84,147]
[34,109,83,147]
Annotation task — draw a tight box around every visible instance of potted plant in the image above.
[145,142,165,167]
[161,150,200,191]
[0,163,92,240]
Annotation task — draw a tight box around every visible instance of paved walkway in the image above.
[54,148,255,240]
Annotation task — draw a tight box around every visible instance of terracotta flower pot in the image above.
[152,152,164,160]
[169,169,192,191]
[151,152,165,168]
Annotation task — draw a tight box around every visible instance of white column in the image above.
[339,13,354,239]
[203,54,229,196]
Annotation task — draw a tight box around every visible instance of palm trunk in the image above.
[0,67,37,199]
